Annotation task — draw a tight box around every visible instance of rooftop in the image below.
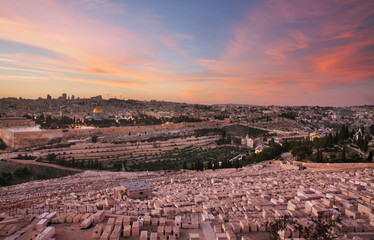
[122,181,152,191]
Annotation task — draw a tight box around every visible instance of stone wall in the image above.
[275,160,374,171]
[1,121,218,149]
[127,188,152,199]
[293,161,374,170]
[0,129,15,148]
[275,161,302,170]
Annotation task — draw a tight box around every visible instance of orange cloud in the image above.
[0,0,185,91]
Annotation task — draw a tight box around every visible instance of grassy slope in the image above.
[0,160,76,186]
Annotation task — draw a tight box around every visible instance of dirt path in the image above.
[4,158,82,172]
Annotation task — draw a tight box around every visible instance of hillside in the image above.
[0,160,76,186]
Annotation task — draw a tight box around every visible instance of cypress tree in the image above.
[207,159,212,169]
[235,158,240,169]
[334,131,339,144]
[357,136,363,149]
[227,134,231,144]
[328,133,333,148]
[283,139,289,152]
[363,139,368,152]
[214,160,219,169]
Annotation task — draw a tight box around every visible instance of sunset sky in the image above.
[0,0,373,106]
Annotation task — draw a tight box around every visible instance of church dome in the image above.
[93,107,103,114]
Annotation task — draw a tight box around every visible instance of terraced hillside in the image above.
[35,134,246,171]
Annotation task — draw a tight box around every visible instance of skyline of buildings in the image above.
[1,92,374,107]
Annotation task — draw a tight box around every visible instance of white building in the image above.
[246,135,254,148]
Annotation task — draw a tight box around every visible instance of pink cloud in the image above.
[0,0,185,89]
[0,0,373,105]
[194,0,374,104]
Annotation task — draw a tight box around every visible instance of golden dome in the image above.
[93,107,103,114]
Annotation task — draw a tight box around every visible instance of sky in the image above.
[0,0,373,106]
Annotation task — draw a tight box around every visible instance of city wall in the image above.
[0,121,218,149]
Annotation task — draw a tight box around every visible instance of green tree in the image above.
[235,158,240,169]
[213,160,219,170]
[256,143,283,161]
[368,151,373,162]
[113,161,122,171]
[94,159,99,169]
[328,133,333,148]
[46,153,56,163]
[183,161,187,169]
[79,160,85,169]
[2,172,12,181]
[347,151,361,162]
[0,177,8,186]
[221,130,226,139]
[14,167,31,178]
[315,148,321,162]
[339,125,349,141]
[363,138,368,152]
[123,160,127,170]
[291,144,313,160]
[190,162,195,171]
[342,147,346,161]
[195,159,203,171]
[89,159,93,169]
[207,159,213,169]
[282,139,289,152]
[92,135,98,143]
[227,134,231,144]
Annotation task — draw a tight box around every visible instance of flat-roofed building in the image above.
[114,181,152,199]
